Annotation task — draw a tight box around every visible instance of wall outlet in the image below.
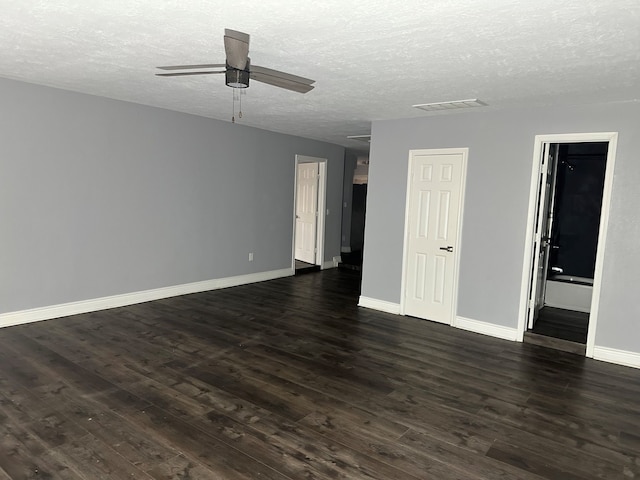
[248,252,254,261]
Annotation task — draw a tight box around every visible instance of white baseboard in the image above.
[593,346,640,369]
[0,268,294,329]
[358,296,401,315]
[321,257,340,270]
[455,316,519,342]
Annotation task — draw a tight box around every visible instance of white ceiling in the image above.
[1,1,639,151]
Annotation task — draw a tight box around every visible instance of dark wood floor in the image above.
[1,269,639,479]
[530,306,589,344]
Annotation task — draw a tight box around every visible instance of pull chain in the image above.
[231,89,246,123]
[232,89,236,123]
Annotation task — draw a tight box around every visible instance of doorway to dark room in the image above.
[522,134,617,355]
[340,155,368,272]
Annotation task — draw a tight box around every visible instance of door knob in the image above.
[439,246,454,252]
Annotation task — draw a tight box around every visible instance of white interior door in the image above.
[403,150,466,324]
[537,145,560,313]
[295,162,319,264]
[527,144,558,329]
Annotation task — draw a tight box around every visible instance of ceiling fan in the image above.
[156,29,315,94]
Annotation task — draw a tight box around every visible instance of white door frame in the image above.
[528,143,560,329]
[517,132,618,357]
[400,147,468,326]
[292,155,327,270]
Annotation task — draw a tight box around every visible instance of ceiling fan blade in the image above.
[250,72,314,93]
[224,29,250,70]
[250,66,315,94]
[156,71,225,77]
[251,65,315,86]
[157,64,225,71]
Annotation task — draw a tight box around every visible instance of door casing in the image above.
[517,133,618,357]
[294,162,319,264]
[292,155,327,269]
[400,148,468,325]
[528,143,560,329]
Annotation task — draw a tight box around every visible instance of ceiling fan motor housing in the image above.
[225,60,250,88]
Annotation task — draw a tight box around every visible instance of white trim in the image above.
[517,132,619,355]
[321,259,337,270]
[291,160,298,271]
[455,316,519,342]
[400,147,468,325]
[593,346,640,370]
[329,256,342,268]
[358,296,401,315]
[526,143,553,330]
[316,161,328,267]
[0,268,293,329]
[585,136,617,357]
[517,139,545,341]
[292,155,328,270]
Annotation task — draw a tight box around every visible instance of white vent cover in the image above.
[412,99,486,112]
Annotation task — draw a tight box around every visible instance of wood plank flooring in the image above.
[530,306,589,344]
[1,269,639,479]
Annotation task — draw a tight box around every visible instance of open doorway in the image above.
[519,133,618,355]
[339,154,368,271]
[292,155,327,275]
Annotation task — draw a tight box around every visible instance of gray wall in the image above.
[362,101,640,353]
[0,77,344,314]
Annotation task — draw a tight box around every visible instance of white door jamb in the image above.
[292,155,328,270]
[517,132,618,358]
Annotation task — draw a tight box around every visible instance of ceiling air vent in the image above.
[412,99,486,112]
[347,135,371,143]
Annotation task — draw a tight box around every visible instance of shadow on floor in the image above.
[295,260,320,275]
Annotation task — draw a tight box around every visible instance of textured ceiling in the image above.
[1,1,639,150]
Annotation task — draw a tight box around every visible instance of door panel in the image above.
[437,191,451,238]
[536,145,559,313]
[404,151,465,324]
[528,144,558,328]
[295,162,319,264]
